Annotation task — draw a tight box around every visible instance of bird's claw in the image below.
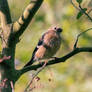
[51,57,58,60]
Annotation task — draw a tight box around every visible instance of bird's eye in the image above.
[54,27,57,30]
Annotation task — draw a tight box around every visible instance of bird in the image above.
[24,26,62,67]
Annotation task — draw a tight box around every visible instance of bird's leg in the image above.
[38,60,42,65]
[42,60,47,68]
[38,60,47,68]
[38,60,47,67]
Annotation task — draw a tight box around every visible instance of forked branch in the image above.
[74,27,92,49]
[19,27,92,76]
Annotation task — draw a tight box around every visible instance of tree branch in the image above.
[24,64,46,92]
[71,0,80,11]
[20,47,92,75]
[13,0,43,37]
[0,0,12,29]
[74,27,92,49]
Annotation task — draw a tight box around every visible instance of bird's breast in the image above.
[44,36,61,58]
[35,33,61,60]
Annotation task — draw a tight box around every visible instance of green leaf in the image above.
[76,8,87,19]
[76,0,83,4]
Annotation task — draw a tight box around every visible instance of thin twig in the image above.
[0,30,7,46]
[74,27,92,49]
[71,0,80,11]
[24,62,46,92]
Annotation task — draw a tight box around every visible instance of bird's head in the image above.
[48,26,63,34]
[53,26,63,33]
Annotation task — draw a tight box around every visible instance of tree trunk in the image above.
[0,28,16,92]
[0,65,14,92]
[0,0,44,91]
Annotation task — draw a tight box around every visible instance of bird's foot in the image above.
[38,60,47,68]
[38,60,43,65]
[38,60,47,66]
[51,57,58,60]
[42,60,47,68]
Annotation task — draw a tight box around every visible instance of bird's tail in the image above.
[24,57,34,67]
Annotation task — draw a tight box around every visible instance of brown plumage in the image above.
[24,27,62,67]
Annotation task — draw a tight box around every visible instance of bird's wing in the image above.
[31,32,47,59]
[43,31,56,47]
[32,30,57,58]
[24,33,46,67]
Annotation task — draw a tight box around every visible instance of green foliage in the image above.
[76,0,83,4]
[76,8,87,19]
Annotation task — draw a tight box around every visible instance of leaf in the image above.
[77,11,83,19]
[76,8,87,19]
[76,0,83,4]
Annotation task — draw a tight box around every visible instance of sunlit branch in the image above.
[13,0,43,37]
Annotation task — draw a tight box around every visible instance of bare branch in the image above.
[74,28,92,49]
[13,0,43,37]
[24,64,46,92]
[20,47,92,75]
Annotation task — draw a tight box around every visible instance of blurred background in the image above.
[7,0,92,92]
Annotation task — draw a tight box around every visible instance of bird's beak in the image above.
[57,28,63,32]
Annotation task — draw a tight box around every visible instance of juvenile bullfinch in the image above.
[24,26,62,67]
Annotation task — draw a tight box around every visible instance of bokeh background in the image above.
[7,0,92,92]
